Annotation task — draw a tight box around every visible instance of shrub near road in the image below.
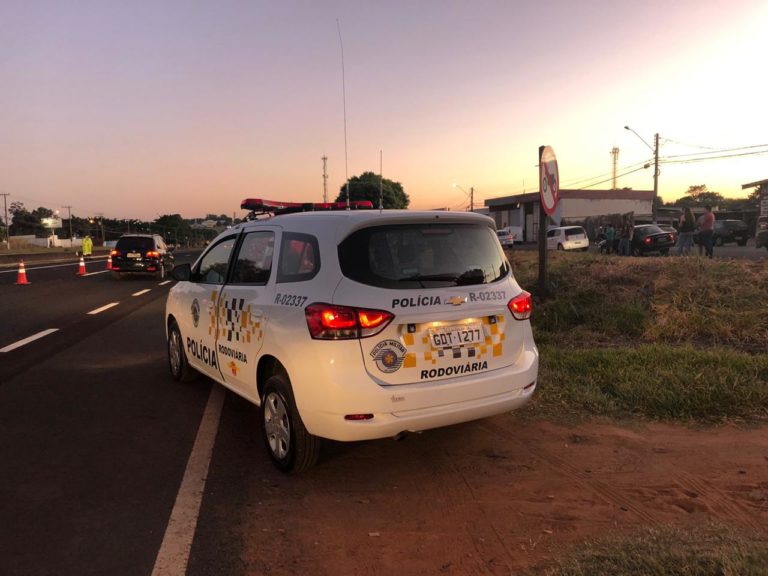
[508,251,768,575]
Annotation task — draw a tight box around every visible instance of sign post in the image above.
[538,145,559,296]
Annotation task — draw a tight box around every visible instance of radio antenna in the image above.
[336,18,350,209]
[379,149,383,211]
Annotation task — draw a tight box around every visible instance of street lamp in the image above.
[624,125,660,223]
[452,183,474,212]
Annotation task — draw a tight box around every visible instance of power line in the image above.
[661,148,768,165]
[578,165,650,190]
[661,143,768,161]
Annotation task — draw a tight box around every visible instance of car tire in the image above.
[261,373,321,474]
[157,263,165,280]
[631,247,641,257]
[737,240,747,247]
[112,271,122,280]
[168,319,196,382]
[660,249,669,256]
[715,236,724,247]
[557,243,564,251]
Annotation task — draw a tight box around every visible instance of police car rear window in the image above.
[338,223,509,289]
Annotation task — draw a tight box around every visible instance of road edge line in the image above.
[151,384,225,576]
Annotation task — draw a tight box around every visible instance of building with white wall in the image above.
[485,189,654,242]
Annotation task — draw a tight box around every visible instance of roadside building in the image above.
[485,189,654,242]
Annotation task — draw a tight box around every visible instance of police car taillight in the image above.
[508,291,532,320]
[305,303,394,339]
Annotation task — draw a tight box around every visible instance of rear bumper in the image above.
[112,261,161,273]
[290,343,539,442]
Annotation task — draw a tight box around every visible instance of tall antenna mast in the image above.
[336,19,350,209]
[379,150,383,211]
[322,155,328,203]
[611,146,620,189]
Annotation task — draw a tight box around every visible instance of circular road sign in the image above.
[539,146,559,216]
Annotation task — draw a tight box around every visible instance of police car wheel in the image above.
[168,320,195,382]
[261,374,320,474]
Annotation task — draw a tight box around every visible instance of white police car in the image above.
[166,199,538,473]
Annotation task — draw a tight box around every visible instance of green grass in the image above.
[504,252,768,423]
[528,344,768,423]
[529,524,768,576]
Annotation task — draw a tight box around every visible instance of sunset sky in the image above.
[2,0,767,222]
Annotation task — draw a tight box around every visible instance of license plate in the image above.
[429,323,483,349]
[127,252,141,258]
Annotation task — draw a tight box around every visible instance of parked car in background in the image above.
[694,219,750,246]
[658,224,678,244]
[110,234,174,279]
[630,224,675,256]
[496,225,523,248]
[546,226,589,251]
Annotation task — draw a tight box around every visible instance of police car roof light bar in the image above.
[241,198,374,218]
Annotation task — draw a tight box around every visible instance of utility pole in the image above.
[64,205,73,247]
[653,133,659,223]
[624,126,660,223]
[611,147,619,189]
[322,156,328,203]
[1,193,9,250]
[379,150,383,210]
[470,187,474,212]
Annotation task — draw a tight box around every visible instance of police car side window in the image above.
[194,236,237,284]
[277,233,320,283]
[231,231,274,285]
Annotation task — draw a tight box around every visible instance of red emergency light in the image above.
[241,198,374,216]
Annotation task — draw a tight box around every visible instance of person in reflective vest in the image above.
[82,234,93,260]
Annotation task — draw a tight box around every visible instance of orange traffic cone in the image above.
[77,256,86,276]
[106,253,113,270]
[15,260,30,285]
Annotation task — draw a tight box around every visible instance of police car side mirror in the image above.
[171,263,191,281]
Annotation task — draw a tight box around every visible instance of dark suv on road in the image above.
[695,219,750,247]
[111,234,174,279]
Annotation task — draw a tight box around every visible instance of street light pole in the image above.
[624,126,659,223]
[452,183,474,212]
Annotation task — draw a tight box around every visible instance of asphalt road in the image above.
[0,253,217,576]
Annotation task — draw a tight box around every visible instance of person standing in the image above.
[605,224,616,254]
[618,218,633,256]
[82,234,93,260]
[677,207,696,256]
[697,205,716,259]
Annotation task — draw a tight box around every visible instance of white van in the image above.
[496,226,523,247]
[546,226,589,251]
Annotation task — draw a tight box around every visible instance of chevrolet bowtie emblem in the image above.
[447,296,467,306]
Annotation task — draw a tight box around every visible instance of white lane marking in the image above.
[0,328,59,353]
[132,289,151,297]
[82,270,110,277]
[159,280,172,286]
[151,385,225,576]
[87,302,120,315]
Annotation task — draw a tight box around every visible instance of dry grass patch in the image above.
[510,251,768,353]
